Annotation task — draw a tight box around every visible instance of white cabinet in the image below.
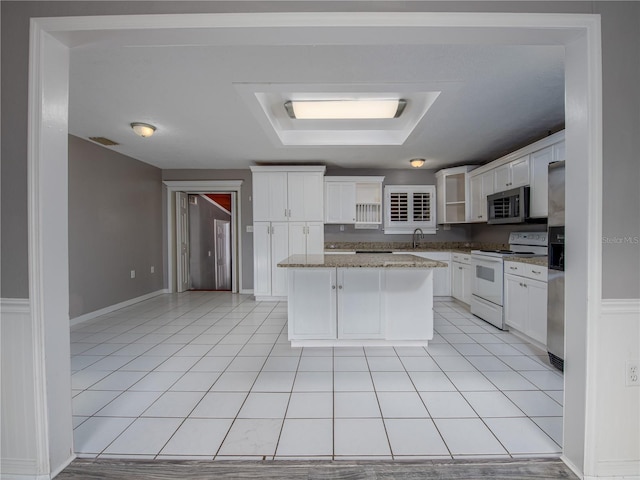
[504,261,548,346]
[251,166,326,300]
[288,222,324,256]
[402,252,450,296]
[451,253,471,305]
[529,140,566,218]
[494,155,530,192]
[435,166,475,224]
[287,268,337,339]
[251,167,325,222]
[253,222,289,298]
[325,182,356,223]
[468,171,495,223]
[324,176,384,225]
[337,269,384,339]
[287,267,434,345]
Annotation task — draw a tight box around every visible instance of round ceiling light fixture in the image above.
[410,158,425,168]
[131,122,157,138]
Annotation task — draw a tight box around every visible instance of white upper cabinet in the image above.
[494,155,530,192]
[435,166,476,224]
[252,171,288,221]
[468,170,495,223]
[251,166,325,222]
[287,171,324,221]
[529,140,566,218]
[324,176,384,225]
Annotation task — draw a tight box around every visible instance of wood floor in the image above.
[57,458,579,479]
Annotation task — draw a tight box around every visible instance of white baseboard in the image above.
[0,458,48,480]
[70,289,169,327]
[562,454,584,479]
[240,289,254,295]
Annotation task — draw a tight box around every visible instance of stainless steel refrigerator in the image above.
[547,161,565,371]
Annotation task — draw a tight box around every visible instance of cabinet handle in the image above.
[284,209,288,218]
[458,266,463,270]
[531,270,541,275]
[288,209,292,218]
[510,266,517,270]
[477,215,482,219]
[338,285,343,289]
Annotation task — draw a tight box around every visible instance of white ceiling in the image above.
[68,24,565,170]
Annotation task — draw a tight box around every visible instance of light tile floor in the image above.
[70,292,563,460]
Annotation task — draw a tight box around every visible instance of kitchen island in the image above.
[278,253,446,347]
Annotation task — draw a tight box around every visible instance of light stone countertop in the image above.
[278,253,447,269]
[504,256,548,267]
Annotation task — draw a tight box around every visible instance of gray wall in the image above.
[68,135,164,318]
[162,169,253,291]
[1,1,639,298]
[189,195,231,290]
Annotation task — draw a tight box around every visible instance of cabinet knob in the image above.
[332,285,336,290]
[338,285,343,289]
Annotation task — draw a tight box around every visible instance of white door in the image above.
[529,146,554,218]
[526,278,548,345]
[504,274,528,332]
[176,192,190,293]
[510,155,530,188]
[306,222,325,254]
[288,222,307,256]
[214,219,231,290]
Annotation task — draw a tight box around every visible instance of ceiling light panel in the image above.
[285,99,406,120]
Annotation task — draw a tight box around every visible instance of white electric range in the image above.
[470,232,548,330]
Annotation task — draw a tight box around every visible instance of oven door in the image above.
[471,255,504,306]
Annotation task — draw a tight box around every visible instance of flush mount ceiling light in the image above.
[130,122,156,138]
[284,99,406,120]
[410,158,426,168]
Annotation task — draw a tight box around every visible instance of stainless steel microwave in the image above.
[487,186,530,224]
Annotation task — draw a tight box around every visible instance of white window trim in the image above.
[384,184,437,234]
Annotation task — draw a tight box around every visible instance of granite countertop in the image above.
[504,256,548,267]
[278,253,448,269]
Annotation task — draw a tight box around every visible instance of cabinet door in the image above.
[510,155,530,188]
[529,146,554,218]
[468,175,483,222]
[554,140,566,162]
[461,263,472,305]
[451,261,464,302]
[325,182,356,223]
[288,172,324,221]
[493,164,511,192]
[288,222,307,256]
[433,260,451,297]
[288,268,337,339]
[526,278,548,345]
[253,222,272,297]
[270,222,289,297]
[253,172,288,221]
[306,222,325,254]
[337,268,383,339]
[504,274,527,332]
[481,171,495,218]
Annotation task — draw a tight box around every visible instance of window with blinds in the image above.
[384,185,436,234]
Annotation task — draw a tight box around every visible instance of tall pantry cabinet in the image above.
[251,166,326,300]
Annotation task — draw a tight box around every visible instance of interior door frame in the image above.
[24,11,603,479]
[164,181,243,294]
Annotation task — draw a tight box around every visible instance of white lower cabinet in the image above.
[253,221,289,299]
[399,252,451,296]
[504,262,548,346]
[451,253,472,305]
[287,267,434,345]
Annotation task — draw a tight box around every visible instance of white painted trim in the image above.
[163,180,243,294]
[26,11,604,478]
[0,298,30,314]
[49,454,75,480]
[200,194,232,216]
[561,454,585,480]
[69,289,170,327]
[590,461,640,479]
[250,165,326,173]
[600,299,640,315]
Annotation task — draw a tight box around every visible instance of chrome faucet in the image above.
[412,228,424,249]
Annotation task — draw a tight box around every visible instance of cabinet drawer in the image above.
[452,253,470,264]
[525,264,547,281]
[504,261,526,276]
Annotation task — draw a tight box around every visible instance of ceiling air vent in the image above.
[89,137,119,146]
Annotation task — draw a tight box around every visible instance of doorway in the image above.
[188,194,232,291]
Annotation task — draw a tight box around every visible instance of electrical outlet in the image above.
[340,225,345,232]
[150,266,155,274]
[627,361,639,386]
[130,270,136,279]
